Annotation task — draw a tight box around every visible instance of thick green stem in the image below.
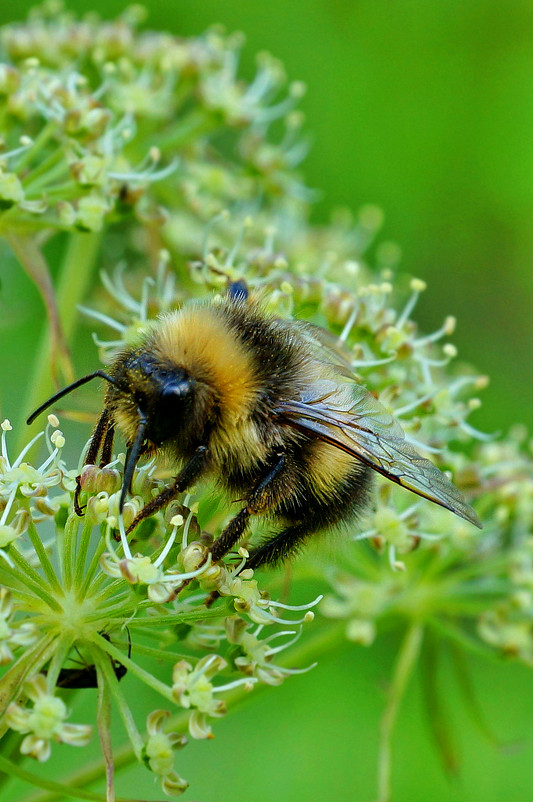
[376,622,424,802]
[7,232,73,398]
[0,755,110,802]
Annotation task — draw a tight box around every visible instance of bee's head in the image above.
[107,349,214,512]
[109,351,204,448]
[26,350,212,514]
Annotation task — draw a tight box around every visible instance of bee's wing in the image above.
[276,380,482,528]
[283,320,356,379]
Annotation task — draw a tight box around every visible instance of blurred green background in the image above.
[1,2,533,801]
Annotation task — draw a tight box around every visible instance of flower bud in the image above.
[57,201,76,227]
[179,542,207,573]
[198,563,224,592]
[121,500,138,531]
[75,194,110,232]
[34,497,59,517]
[0,172,24,209]
[87,492,109,524]
[224,616,248,644]
[346,618,376,646]
[70,154,108,187]
[11,509,30,536]
[130,468,154,500]
[0,524,19,548]
[79,465,100,494]
[96,467,122,495]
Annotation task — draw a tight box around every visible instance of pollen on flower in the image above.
[444,315,456,335]
[410,277,427,293]
[443,343,458,358]
[50,430,65,448]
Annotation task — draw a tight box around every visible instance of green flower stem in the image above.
[44,633,74,690]
[95,675,114,802]
[95,633,173,701]
[376,621,424,802]
[20,146,64,190]
[122,606,231,628]
[62,512,80,588]
[88,575,131,603]
[35,180,80,199]
[150,110,216,151]
[122,641,191,664]
[17,229,101,450]
[47,227,102,354]
[74,516,99,590]
[14,123,56,173]
[85,602,137,625]
[22,161,71,198]
[7,232,73,409]
[436,555,512,585]
[97,647,145,759]
[0,634,58,726]
[25,518,61,592]
[21,621,346,802]
[0,755,112,802]
[79,536,110,599]
[24,166,73,196]
[395,579,508,621]
[427,617,501,662]
[8,547,62,612]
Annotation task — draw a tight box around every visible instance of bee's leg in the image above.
[209,455,287,563]
[74,408,110,515]
[177,456,287,603]
[204,530,286,604]
[125,445,208,536]
[99,422,115,467]
[244,523,311,571]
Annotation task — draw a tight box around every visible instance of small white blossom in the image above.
[171,654,254,739]
[6,675,92,761]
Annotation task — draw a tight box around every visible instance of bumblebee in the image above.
[28,281,481,571]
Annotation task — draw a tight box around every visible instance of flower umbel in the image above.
[0,419,317,799]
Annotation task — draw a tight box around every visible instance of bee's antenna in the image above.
[27,371,122,425]
[120,413,147,513]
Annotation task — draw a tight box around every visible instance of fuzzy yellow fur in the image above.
[153,306,269,467]
[156,307,256,413]
[307,439,361,497]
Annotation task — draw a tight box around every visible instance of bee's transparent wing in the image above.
[293,321,356,378]
[276,380,481,528]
